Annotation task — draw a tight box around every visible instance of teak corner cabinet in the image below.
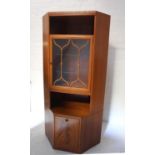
[43,11,110,153]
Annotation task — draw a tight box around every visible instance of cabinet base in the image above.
[45,110,103,153]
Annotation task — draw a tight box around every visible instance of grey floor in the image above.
[30,122,125,154]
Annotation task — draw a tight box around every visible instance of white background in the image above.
[0,0,155,155]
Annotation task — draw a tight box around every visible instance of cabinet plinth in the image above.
[43,11,110,153]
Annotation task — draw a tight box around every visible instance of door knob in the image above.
[65,118,69,122]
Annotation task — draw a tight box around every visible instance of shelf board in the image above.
[50,87,91,96]
[52,101,90,117]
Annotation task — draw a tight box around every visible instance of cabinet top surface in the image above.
[44,11,110,17]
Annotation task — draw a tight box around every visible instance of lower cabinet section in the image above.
[45,112,103,153]
[54,116,80,152]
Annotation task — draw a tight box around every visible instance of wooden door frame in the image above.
[49,34,94,95]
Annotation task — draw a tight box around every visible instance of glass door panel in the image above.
[51,36,92,90]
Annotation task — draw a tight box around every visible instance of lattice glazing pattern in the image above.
[52,39,90,88]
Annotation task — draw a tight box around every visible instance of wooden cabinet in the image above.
[43,11,110,153]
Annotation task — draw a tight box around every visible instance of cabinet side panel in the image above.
[91,13,110,113]
[43,14,54,144]
[43,14,50,109]
[80,112,103,152]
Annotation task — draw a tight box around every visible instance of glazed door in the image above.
[49,35,93,95]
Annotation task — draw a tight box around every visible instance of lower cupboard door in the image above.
[54,116,80,152]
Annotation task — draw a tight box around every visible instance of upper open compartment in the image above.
[49,16,94,34]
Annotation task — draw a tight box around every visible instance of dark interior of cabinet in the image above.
[49,16,94,34]
[50,92,90,107]
[50,92,90,116]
